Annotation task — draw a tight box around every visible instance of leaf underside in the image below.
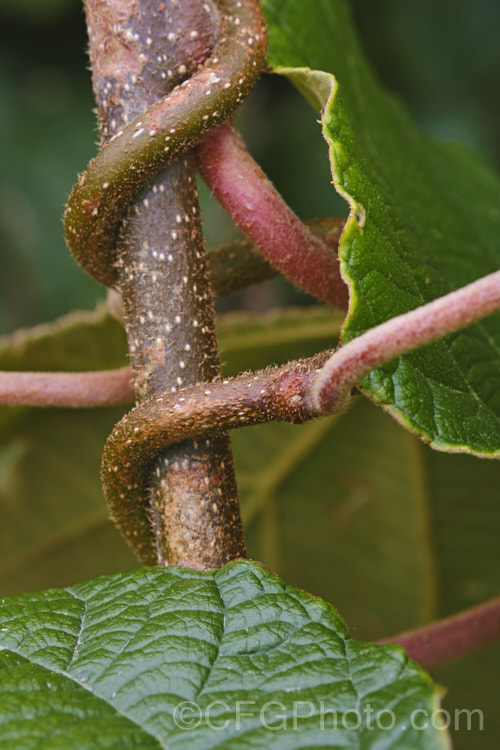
[262,0,500,456]
[0,561,447,749]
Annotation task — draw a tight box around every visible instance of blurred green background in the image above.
[1,2,499,748]
[2,0,500,332]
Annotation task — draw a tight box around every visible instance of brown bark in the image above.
[83,0,245,568]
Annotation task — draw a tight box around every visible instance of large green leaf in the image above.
[235,402,500,750]
[5,305,499,631]
[234,394,500,748]
[7,303,499,635]
[237,398,500,637]
[262,0,500,456]
[0,561,448,749]
[0,307,136,594]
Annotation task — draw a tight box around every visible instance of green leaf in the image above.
[0,561,447,749]
[238,402,435,641]
[0,307,497,744]
[236,397,500,640]
[219,305,344,373]
[262,0,500,456]
[234,400,500,749]
[2,304,499,627]
[0,307,136,596]
[0,305,128,372]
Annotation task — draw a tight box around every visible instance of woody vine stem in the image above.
[66,0,500,570]
[74,0,270,569]
[1,0,499,665]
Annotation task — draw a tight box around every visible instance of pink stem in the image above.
[2,272,498,413]
[0,367,134,408]
[377,596,500,670]
[310,270,500,414]
[196,121,349,310]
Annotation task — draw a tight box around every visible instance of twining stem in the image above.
[377,596,500,670]
[102,352,329,565]
[80,0,269,568]
[65,0,268,287]
[2,265,497,563]
[107,217,344,322]
[3,269,499,411]
[103,268,500,562]
[207,218,344,298]
[0,218,343,411]
[117,156,247,568]
[310,270,500,414]
[196,121,349,309]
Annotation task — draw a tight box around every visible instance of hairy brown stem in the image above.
[197,121,349,308]
[377,596,500,670]
[116,150,247,569]
[0,271,500,414]
[66,0,268,286]
[7,267,498,564]
[102,352,329,565]
[103,268,500,561]
[109,217,344,315]
[0,217,344,410]
[81,0,259,568]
